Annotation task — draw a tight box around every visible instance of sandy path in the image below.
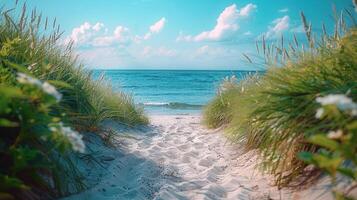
[62,115,330,200]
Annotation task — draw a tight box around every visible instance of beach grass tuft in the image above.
[0,3,147,199]
[204,10,357,188]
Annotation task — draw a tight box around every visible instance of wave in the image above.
[143,102,168,106]
[140,102,203,109]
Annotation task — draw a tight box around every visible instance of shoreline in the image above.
[62,114,332,200]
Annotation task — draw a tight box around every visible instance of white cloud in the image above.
[92,26,130,47]
[150,17,166,33]
[142,46,176,57]
[78,46,131,67]
[244,31,252,35]
[65,22,132,47]
[265,15,290,38]
[157,47,176,57]
[143,17,166,40]
[194,4,240,41]
[177,3,256,42]
[176,31,193,42]
[92,22,104,31]
[278,8,289,13]
[290,24,304,33]
[239,3,257,17]
[196,45,210,55]
[67,22,99,45]
[143,33,152,40]
[195,45,237,57]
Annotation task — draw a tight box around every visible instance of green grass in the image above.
[204,13,357,188]
[0,6,148,128]
[203,73,261,130]
[0,3,147,199]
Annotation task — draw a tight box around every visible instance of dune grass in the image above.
[203,74,261,130]
[204,11,357,188]
[0,5,148,128]
[0,3,147,199]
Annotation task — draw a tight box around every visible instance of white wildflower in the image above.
[49,127,58,132]
[51,122,85,153]
[61,126,85,153]
[42,82,62,102]
[27,63,37,70]
[17,73,62,102]
[327,129,343,139]
[352,109,357,117]
[316,94,357,115]
[315,108,324,119]
[316,94,352,106]
[16,72,42,87]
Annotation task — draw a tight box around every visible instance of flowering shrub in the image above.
[0,4,146,199]
[0,62,85,199]
[299,94,357,199]
[49,122,85,153]
[16,72,63,102]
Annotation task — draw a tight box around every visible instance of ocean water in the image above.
[93,70,261,115]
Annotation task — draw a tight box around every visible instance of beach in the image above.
[62,115,332,200]
[1,1,356,199]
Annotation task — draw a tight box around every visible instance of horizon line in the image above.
[91,68,266,71]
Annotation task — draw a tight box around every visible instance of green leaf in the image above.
[0,175,29,190]
[10,147,40,173]
[308,134,339,151]
[0,118,18,127]
[47,80,73,90]
[313,154,342,172]
[337,167,356,180]
[2,60,30,74]
[347,121,357,131]
[298,151,314,163]
[0,85,24,98]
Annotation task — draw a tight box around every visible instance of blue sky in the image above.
[4,0,356,70]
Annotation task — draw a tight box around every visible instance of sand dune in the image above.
[62,115,332,200]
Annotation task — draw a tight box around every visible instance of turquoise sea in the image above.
[93,70,261,114]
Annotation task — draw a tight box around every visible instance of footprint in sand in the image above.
[198,156,216,168]
[183,150,200,159]
[157,141,169,148]
[177,143,190,151]
[62,115,311,200]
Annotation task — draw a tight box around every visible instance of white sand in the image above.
[61,115,332,200]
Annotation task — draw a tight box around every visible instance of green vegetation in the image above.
[300,94,357,199]
[0,3,147,199]
[204,10,357,195]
